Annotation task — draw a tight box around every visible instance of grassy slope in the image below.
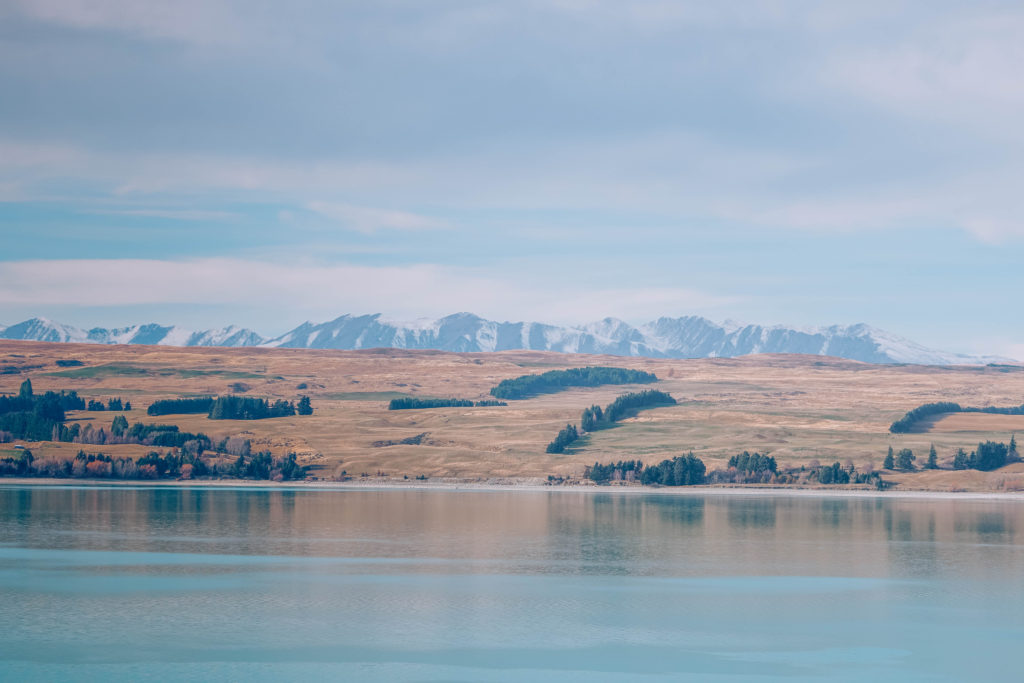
[1,340,1023,490]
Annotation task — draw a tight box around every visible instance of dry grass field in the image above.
[2,340,1024,490]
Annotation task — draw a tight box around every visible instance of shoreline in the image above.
[2,477,1024,501]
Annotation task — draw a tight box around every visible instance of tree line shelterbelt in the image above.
[150,395,313,419]
[890,401,1024,433]
[0,381,313,444]
[585,451,889,488]
[0,378,310,450]
[1,447,306,482]
[490,367,658,400]
[547,389,676,453]
[882,437,1019,472]
[0,380,90,442]
[388,397,507,410]
[0,380,307,481]
[583,438,1022,489]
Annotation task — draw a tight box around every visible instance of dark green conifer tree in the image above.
[111,414,129,437]
[952,448,969,470]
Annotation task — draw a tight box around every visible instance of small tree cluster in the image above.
[639,453,706,486]
[0,447,305,481]
[974,441,1009,471]
[586,455,706,486]
[895,448,916,471]
[227,451,305,481]
[888,438,1016,472]
[546,424,579,453]
[0,380,86,441]
[581,405,604,432]
[208,396,297,420]
[85,397,131,412]
[727,451,777,474]
[586,459,642,483]
[817,462,851,484]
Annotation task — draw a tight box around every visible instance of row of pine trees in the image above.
[883,437,1018,472]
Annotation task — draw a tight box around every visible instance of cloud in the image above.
[711,174,1024,241]
[0,131,807,214]
[5,130,1024,244]
[958,338,1024,363]
[0,138,428,203]
[84,208,239,222]
[0,258,737,325]
[7,0,246,46]
[960,218,1024,244]
[0,140,84,170]
[822,11,1024,130]
[305,201,450,233]
[5,3,1024,245]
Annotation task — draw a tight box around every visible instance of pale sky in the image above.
[1,1,1023,357]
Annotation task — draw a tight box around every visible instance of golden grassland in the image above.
[2,340,1024,491]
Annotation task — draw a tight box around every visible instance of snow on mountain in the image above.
[0,314,1013,365]
[261,313,1010,365]
[186,326,266,347]
[0,318,265,348]
[2,317,93,344]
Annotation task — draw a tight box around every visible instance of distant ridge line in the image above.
[0,313,1013,366]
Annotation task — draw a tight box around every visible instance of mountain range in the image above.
[0,313,1010,366]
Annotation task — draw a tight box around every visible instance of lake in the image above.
[1,486,1023,681]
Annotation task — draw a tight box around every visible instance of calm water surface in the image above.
[1,486,1023,681]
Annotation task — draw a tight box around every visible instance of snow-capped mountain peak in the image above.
[0,318,265,348]
[0,313,1014,365]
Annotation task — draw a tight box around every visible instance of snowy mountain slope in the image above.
[262,313,1009,365]
[0,318,266,348]
[0,314,1012,365]
[2,317,94,344]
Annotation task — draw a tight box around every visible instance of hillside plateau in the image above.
[2,340,1023,491]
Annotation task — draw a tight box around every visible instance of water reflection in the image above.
[1,487,1024,582]
[726,497,777,528]
[3,486,1024,680]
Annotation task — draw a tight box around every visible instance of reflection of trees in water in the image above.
[9,488,1024,583]
[879,502,1024,579]
[883,506,915,543]
[643,496,706,526]
[545,495,707,573]
[725,498,777,529]
[955,511,1010,539]
[825,498,852,527]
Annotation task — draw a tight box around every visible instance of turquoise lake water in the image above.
[1,486,1023,681]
